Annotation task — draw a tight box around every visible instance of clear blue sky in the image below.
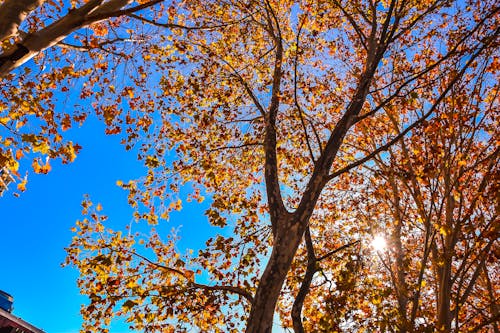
[0,113,218,332]
[0,116,144,332]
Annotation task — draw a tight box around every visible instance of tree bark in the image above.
[245,219,303,333]
[0,0,105,77]
[0,0,44,41]
[0,0,158,77]
[437,258,452,332]
[291,228,317,333]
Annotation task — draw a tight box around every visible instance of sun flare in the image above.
[371,235,387,252]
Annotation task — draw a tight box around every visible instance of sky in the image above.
[0,116,143,332]
[0,5,283,331]
[0,116,287,333]
[0,114,217,333]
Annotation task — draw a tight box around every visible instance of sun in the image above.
[371,235,387,252]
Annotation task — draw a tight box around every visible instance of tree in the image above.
[63,0,500,332]
[280,71,499,332]
[0,0,177,192]
[364,79,499,331]
[0,0,164,77]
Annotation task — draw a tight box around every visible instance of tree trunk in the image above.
[0,0,45,42]
[245,221,303,333]
[437,258,452,332]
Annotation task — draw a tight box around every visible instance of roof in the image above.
[0,307,44,333]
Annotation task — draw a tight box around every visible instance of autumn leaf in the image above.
[17,178,27,192]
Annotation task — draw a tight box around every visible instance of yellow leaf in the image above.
[32,158,51,174]
[33,141,50,154]
[7,159,19,172]
[15,149,23,160]
[169,199,182,211]
[17,179,27,192]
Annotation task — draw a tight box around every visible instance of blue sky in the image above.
[0,114,285,333]
[0,109,240,332]
[0,114,171,332]
[0,116,143,332]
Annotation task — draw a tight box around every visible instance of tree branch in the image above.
[0,0,44,41]
[127,12,253,31]
[263,5,287,234]
[327,28,500,181]
[293,20,316,164]
[123,248,254,302]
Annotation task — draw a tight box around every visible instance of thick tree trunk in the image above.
[245,221,303,333]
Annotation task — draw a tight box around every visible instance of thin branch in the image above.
[191,41,267,116]
[331,0,368,50]
[317,240,360,262]
[191,282,254,303]
[206,142,262,152]
[127,12,253,31]
[327,29,499,181]
[57,37,144,51]
[123,248,254,302]
[293,19,316,164]
[84,0,164,22]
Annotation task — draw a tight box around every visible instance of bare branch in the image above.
[85,0,164,22]
[317,240,360,262]
[206,142,262,152]
[124,248,254,302]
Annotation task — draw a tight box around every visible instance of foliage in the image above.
[1,0,498,331]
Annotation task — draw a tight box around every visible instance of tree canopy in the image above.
[1,0,498,332]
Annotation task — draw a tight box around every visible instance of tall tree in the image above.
[366,77,499,332]
[287,69,499,332]
[62,0,499,332]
